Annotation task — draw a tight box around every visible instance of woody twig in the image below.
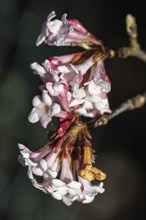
[88,92,146,129]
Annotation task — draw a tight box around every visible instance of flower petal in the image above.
[36,34,46,46]
[73,88,86,99]
[55,186,67,196]
[31,167,43,176]
[27,167,33,179]
[57,65,70,73]
[55,110,68,118]
[45,152,58,167]
[92,182,105,193]
[68,19,88,34]
[40,115,51,128]
[70,99,85,107]
[42,90,52,106]
[51,103,61,116]
[40,159,48,172]
[67,188,79,196]
[82,195,95,204]
[32,96,42,107]
[30,62,46,76]
[52,179,65,187]
[46,82,54,96]
[67,181,81,189]
[88,81,101,96]
[62,195,74,206]
[48,169,58,178]
[18,155,26,167]
[60,158,74,183]
[51,192,62,200]
[82,100,93,109]
[26,158,38,166]
[75,108,88,116]
[18,143,30,158]
[31,179,47,194]
[28,108,39,123]
[75,56,94,75]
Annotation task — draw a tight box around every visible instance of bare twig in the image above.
[117,14,146,62]
[88,92,146,129]
[90,14,146,62]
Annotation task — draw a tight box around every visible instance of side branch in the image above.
[92,14,146,63]
[88,92,146,129]
[117,14,146,62]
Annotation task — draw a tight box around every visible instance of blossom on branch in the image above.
[28,90,64,128]
[36,11,101,47]
[18,118,105,205]
[18,11,114,206]
[30,50,111,123]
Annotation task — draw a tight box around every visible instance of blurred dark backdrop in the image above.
[0,0,146,220]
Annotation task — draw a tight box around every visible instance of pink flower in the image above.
[36,11,101,47]
[76,176,105,204]
[18,143,51,166]
[68,59,111,116]
[28,90,62,128]
[59,55,94,89]
[31,59,60,83]
[52,51,83,64]
[63,177,104,205]
[70,91,110,117]
[30,52,111,121]
[46,82,71,112]
[89,59,111,95]
[30,52,87,86]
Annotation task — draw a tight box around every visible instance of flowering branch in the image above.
[18,11,146,206]
[88,92,146,129]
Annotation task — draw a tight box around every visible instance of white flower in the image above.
[77,176,105,204]
[67,59,111,117]
[36,11,100,47]
[30,59,60,83]
[18,144,81,205]
[46,82,71,112]
[28,90,61,128]
[36,11,73,46]
[69,84,111,117]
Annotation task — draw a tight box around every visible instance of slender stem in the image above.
[92,14,146,62]
[88,92,146,129]
[112,14,146,62]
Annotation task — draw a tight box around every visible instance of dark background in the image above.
[0,0,146,220]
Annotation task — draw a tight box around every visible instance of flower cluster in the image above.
[18,11,111,205]
[18,119,106,205]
